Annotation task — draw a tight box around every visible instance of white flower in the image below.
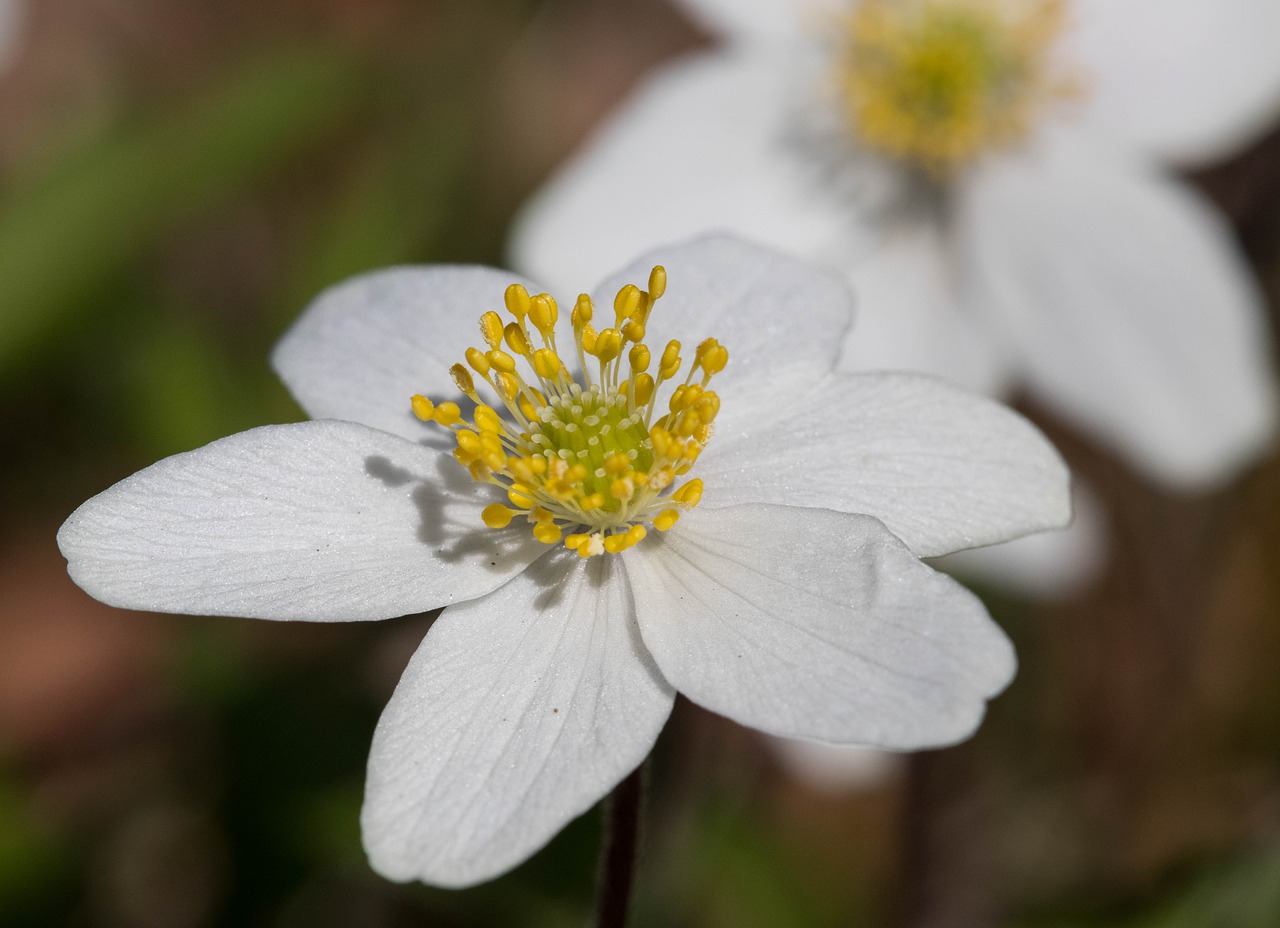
[511,0,1279,491]
[58,236,1069,887]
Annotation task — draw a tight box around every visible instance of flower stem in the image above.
[593,760,648,928]
[900,748,996,928]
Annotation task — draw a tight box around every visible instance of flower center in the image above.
[834,0,1072,175]
[411,266,727,558]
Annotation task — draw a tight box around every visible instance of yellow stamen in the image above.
[410,265,727,556]
[835,0,1073,175]
[411,395,435,421]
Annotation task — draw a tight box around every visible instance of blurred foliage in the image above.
[0,49,365,386]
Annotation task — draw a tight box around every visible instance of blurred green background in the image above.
[2,1,1279,926]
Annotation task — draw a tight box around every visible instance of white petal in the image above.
[672,0,839,42]
[1062,0,1280,165]
[362,552,674,888]
[958,127,1279,488]
[57,420,542,620]
[836,222,1011,396]
[590,235,853,397]
[510,50,854,301]
[936,481,1109,600]
[272,266,543,441]
[626,504,1016,749]
[700,371,1071,557]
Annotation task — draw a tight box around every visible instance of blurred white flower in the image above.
[59,236,1069,886]
[512,0,1279,492]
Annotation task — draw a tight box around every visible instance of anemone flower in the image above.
[511,0,1279,493]
[59,236,1068,886]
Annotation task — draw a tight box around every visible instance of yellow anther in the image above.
[676,411,702,438]
[603,533,629,554]
[628,344,651,373]
[595,328,622,363]
[565,532,590,551]
[581,492,606,511]
[466,346,491,375]
[450,364,475,396]
[572,293,594,327]
[580,324,599,355]
[673,478,704,507]
[532,348,562,380]
[634,373,655,406]
[647,266,666,301]
[487,350,517,374]
[480,311,505,348]
[456,430,482,456]
[497,372,520,400]
[474,405,503,433]
[533,522,563,545]
[504,283,532,320]
[519,391,544,419]
[659,340,682,379]
[411,395,435,421]
[433,401,462,427]
[625,524,647,546]
[654,509,680,531]
[679,384,703,409]
[610,477,635,502]
[613,284,641,325]
[504,322,531,356]
[482,504,515,529]
[528,294,558,333]
[508,485,535,508]
[699,341,728,375]
[696,392,721,422]
[621,319,645,344]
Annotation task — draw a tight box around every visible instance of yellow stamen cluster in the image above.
[411,266,727,557]
[835,0,1074,176]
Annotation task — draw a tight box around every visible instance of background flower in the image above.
[511,0,1280,495]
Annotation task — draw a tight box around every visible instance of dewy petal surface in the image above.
[510,51,853,300]
[699,370,1071,557]
[627,504,1016,749]
[1062,0,1280,165]
[958,126,1278,488]
[590,235,854,398]
[57,420,543,620]
[272,266,543,442]
[362,552,674,888]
